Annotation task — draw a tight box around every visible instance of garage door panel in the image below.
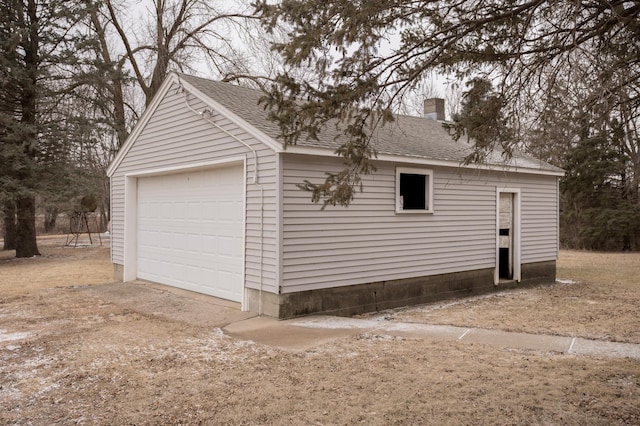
[137,165,244,302]
[185,234,204,253]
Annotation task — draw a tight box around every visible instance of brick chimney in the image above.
[424,98,445,121]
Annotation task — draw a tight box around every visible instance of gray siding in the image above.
[281,154,558,293]
[520,179,559,263]
[111,83,278,293]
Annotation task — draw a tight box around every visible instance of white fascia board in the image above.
[282,145,565,177]
[177,76,283,153]
[106,74,178,177]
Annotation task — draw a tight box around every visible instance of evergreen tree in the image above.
[520,58,640,250]
[2,200,17,250]
[561,133,639,250]
[1,0,41,256]
[446,78,513,163]
[0,0,94,257]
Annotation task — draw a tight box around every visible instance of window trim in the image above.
[395,167,434,214]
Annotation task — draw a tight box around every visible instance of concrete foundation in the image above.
[521,260,557,285]
[113,263,124,281]
[248,261,557,319]
[117,260,556,319]
[245,287,281,318]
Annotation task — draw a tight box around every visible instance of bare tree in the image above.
[83,0,260,148]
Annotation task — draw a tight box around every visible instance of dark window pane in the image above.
[400,173,426,209]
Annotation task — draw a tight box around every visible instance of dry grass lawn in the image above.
[0,235,112,297]
[1,237,639,424]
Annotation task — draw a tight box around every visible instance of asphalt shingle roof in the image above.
[179,73,562,173]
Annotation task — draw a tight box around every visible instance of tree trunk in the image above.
[112,81,128,147]
[89,7,129,148]
[15,195,39,257]
[12,0,40,259]
[3,200,17,250]
[44,205,58,233]
[148,0,169,105]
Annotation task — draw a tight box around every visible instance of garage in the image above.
[108,73,562,318]
[135,164,244,302]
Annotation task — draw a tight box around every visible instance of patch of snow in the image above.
[383,322,462,333]
[33,381,61,398]
[0,383,21,399]
[0,330,31,343]
[363,290,532,320]
[184,330,275,363]
[556,278,576,284]
[356,332,404,342]
[291,316,380,330]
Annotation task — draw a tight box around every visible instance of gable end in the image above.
[107,73,281,177]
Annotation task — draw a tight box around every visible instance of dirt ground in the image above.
[1,237,639,424]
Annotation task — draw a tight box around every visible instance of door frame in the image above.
[123,156,247,306]
[495,187,521,285]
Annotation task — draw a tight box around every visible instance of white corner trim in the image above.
[122,175,138,282]
[556,177,560,260]
[275,152,284,294]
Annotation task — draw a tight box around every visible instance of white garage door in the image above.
[136,165,244,302]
